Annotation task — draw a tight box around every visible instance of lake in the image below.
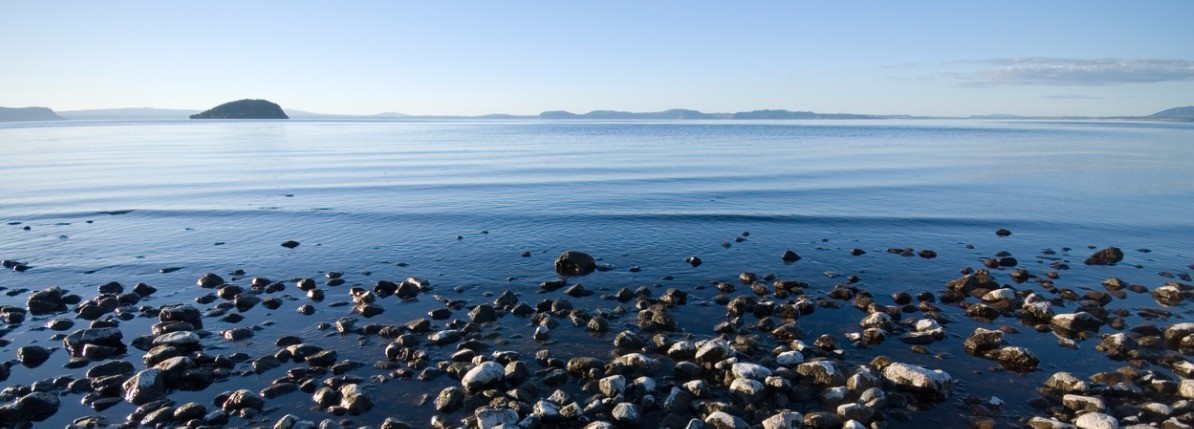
[1,119,1192,427]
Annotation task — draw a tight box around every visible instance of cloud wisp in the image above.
[950,58,1194,87]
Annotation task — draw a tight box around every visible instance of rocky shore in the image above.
[1,240,1192,429]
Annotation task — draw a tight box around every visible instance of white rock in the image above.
[730,362,772,380]
[611,402,640,423]
[842,420,867,429]
[1028,417,1078,429]
[153,331,201,347]
[914,319,941,332]
[761,411,802,429]
[704,411,748,429]
[533,400,560,421]
[633,376,656,394]
[462,362,505,393]
[982,288,1017,303]
[729,378,764,401]
[475,407,520,429]
[1180,379,1194,399]
[598,375,626,398]
[616,353,661,374]
[1045,372,1089,394]
[1074,412,1119,429]
[1063,394,1106,413]
[776,351,804,366]
[860,312,893,330]
[881,362,952,397]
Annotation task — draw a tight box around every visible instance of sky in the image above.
[2,1,1193,117]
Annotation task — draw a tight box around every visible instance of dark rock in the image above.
[122,369,167,405]
[686,256,702,267]
[221,389,264,411]
[469,304,498,323]
[782,250,801,263]
[197,273,225,288]
[17,346,51,368]
[1084,247,1124,265]
[555,251,597,276]
[281,240,300,249]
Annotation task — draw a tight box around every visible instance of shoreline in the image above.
[1,240,1191,429]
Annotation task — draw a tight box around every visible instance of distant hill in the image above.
[540,109,722,119]
[191,99,288,119]
[731,109,879,119]
[1144,106,1194,122]
[59,108,199,120]
[0,106,65,122]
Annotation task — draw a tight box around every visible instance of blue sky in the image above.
[2,1,1192,116]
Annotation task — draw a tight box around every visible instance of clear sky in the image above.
[2,1,1192,116]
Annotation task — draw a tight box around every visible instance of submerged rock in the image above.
[1083,247,1124,265]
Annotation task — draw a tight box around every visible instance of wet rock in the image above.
[197,273,225,288]
[730,362,772,381]
[0,391,59,422]
[27,287,67,315]
[1153,284,1183,304]
[1084,247,1124,265]
[996,346,1039,372]
[948,270,1000,294]
[729,378,764,402]
[64,328,124,357]
[797,361,843,386]
[963,328,1004,356]
[87,360,135,378]
[17,346,51,368]
[782,250,801,263]
[1044,372,1088,394]
[695,338,731,363]
[281,240,300,249]
[122,369,167,405]
[339,384,372,415]
[777,350,804,366]
[1051,312,1103,335]
[434,387,463,413]
[1163,322,1194,350]
[881,362,952,398]
[555,251,597,276]
[615,353,661,375]
[159,304,203,328]
[462,361,505,393]
[468,304,497,324]
[686,256,702,267]
[1063,394,1106,413]
[222,389,264,412]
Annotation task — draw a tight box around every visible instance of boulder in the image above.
[554,251,597,276]
[881,362,952,398]
[1084,247,1123,265]
[122,369,167,404]
[462,362,505,393]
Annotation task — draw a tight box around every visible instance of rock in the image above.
[1154,284,1183,304]
[469,304,497,323]
[860,312,893,330]
[704,411,749,429]
[26,287,66,315]
[695,338,730,363]
[730,362,772,380]
[612,402,640,424]
[88,360,135,378]
[797,361,843,386]
[222,389,264,411]
[1063,394,1106,413]
[1028,417,1078,429]
[475,407,519,429]
[555,251,597,276]
[982,288,1017,303]
[963,328,1004,356]
[599,375,627,398]
[1051,312,1103,334]
[1045,372,1089,394]
[729,378,764,402]
[154,330,201,348]
[1084,247,1124,265]
[762,411,803,429]
[434,387,464,413]
[1163,322,1194,350]
[686,256,702,267]
[339,384,372,415]
[462,361,505,393]
[881,362,952,398]
[1073,412,1119,429]
[197,273,225,288]
[996,346,1039,371]
[122,369,167,405]
[777,350,804,366]
[615,353,661,375]
[782,250,801,263]
[16,346,51,368]
[281,240,300,249]
[159,304,203,328]
[3,391,59,422]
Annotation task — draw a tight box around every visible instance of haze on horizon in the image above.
[2,1,1192,117]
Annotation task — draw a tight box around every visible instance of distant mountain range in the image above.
[3,105,1193,122]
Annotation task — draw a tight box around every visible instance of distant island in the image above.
[0,106,64,122]
[190,99,288,119]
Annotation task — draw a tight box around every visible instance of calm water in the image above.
[1,119,1192,427]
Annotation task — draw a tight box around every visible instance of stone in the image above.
[782,250,801,263]
[339,384,372,415]
[555,251,597,276]
[777,350,804,366]
[462,361,505,393]
[762,411,803,429]
[612,402,640,424]
[122,369,167,405]
[1045,372,1089,394]
[1084,247,1124,265]
[475,407,519,429]
[704,411,749,429]
[599,375,627,398]
[729,378,764,402]
[996,346,1039,371]
[881,362,952,398]
[1073,412,1119,429]
[222,389,265,411]
[434,386,464,413]
[17,346,51,368]
[469,304,497,324]
[1051,312,1103,334]
[4,391,60,422]
[730,362,772,380]
[1063,394,1106,413]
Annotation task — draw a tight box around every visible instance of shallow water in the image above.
[1,119,1192,427]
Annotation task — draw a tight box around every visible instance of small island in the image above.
[0,106,65,122]
[189,99,288,119]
